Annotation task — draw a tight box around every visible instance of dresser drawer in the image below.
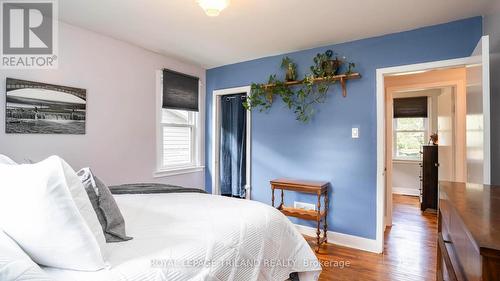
[439,194,451,242]
[439,198,481,281]
[448,208,481,281]
[438,233,464,281]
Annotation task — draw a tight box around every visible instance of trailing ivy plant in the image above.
[244,53,357,123]
[243,74,294,112]
[294,75,331,122]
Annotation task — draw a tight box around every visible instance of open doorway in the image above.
[390,87,455,193]
[384,67,467,226]
[212,86,252,199]
[374,36,491,254]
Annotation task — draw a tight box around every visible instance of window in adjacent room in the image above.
[393,117,428,160]
[393,97,428,161]
[157,69,201,173]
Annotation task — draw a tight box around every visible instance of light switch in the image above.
[352,128,359,139]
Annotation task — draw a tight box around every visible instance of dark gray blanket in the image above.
[109,183,207,195]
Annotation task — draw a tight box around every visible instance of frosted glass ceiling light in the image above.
[197,0,230,16]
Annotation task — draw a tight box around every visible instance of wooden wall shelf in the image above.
[263,73,361,97]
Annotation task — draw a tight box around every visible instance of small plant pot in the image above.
[321,59,342,76]
[285,67,297,82]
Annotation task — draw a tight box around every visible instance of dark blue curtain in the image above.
[219,94,247,197]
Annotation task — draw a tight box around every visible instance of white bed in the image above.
[43,193,322,281]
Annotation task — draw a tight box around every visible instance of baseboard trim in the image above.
[392,187,420,197]
[294,224,380,253]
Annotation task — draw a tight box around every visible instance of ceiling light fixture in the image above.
[197,0,230,17]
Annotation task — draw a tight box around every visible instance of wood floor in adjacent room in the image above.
[307,194,437,281]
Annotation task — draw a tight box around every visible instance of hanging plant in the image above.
[294,75,331,122]
[243,74,294,111]
[244,52,359,123]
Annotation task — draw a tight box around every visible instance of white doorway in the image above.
[211,86,252,199]
[375,36,491,253]
[386,84,459,227]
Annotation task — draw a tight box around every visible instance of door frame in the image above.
[469,35,491,184]
[211,86,252,199]
[375,56,476,253]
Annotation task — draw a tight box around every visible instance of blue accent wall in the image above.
[205,17,482,239]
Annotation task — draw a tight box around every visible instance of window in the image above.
[393,117,427,160]
[159,108,198,170]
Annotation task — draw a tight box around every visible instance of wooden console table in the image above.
[270,178,329,252]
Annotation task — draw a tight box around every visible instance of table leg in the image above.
[271,187,275,208]
[280,189,284,208]
[316,193,321,252]
[324,191,328,243]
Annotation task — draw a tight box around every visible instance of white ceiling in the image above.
[59,0,496,69]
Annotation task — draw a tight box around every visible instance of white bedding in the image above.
[43,193,321,281]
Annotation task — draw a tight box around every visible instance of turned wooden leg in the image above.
[271,187,275,208]
[316,193,321,252]
[324,192,328,243]
[280,189,284,209]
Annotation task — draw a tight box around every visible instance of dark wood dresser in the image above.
[438,181,500,281]
[421,145,438,211]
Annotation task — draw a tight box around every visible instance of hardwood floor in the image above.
[307,194,437,281]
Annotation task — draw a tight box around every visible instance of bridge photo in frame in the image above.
[5,78,86,134]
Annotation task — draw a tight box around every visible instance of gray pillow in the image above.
[77,168,132,243]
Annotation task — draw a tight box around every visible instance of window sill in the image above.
[154,166,205,178]
[393,159,422,164]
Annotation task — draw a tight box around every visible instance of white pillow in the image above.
[0,155,16,165]
[0,230,53,281]
[0,156,106,271]
[59,159,107,252]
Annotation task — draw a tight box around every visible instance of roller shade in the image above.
[393,97,428,118]
[162,69,199,112]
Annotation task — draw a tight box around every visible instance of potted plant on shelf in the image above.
[244,51,359,123]
[311,50,343,77]
[429,133,438,145]
[345,62,356,75]
[281,56,297,82]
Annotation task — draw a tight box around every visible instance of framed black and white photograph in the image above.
[5,78,87,134]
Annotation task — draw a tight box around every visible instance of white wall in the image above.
[437,87,455,181]
[465,63,485,184]
[0,22,206,188]
[392,161,421,196]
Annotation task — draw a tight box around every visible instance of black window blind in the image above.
[162,69,199,112]
[393,97,428,118]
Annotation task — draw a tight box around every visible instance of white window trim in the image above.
[392,158,422,164]
[155,70,204,177]
[154,166,205,178]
